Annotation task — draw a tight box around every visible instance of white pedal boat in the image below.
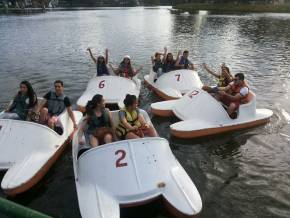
[151,88,273,139]
[72,110,202,218]
[0,110,82,195]
[77,75,141,111]
[144,69,203,100]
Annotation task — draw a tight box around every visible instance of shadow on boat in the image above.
[121,196,200,218]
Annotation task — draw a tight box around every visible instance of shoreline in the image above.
[0,6,172,14]
[173,3,290,14]
[0,7,45,14]
[1,4,290,14]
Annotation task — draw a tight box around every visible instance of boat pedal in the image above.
[54,126,63,135]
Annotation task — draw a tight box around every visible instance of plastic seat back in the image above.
[238,91,256,120]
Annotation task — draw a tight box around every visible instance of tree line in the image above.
[4,0,287,8]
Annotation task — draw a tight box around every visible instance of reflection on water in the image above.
[0,8,290,218]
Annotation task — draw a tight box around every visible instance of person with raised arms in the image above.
[37,80,77,131]
[202,63,234,93]
[0,80,37,120]
[162,50,179,73]
[78,94,115,147]
[116,94,157,139]
[110,55,143,79]
[151,47,167,79]
[87,47,110,76]
[175,50,194,70]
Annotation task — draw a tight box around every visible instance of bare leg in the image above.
[104,133,113,144]
[89,135,99,148]
[125,132,140,139]
[39,108,48,124]
[47,117,55,129]
[227,103,237,119]
[202,85,212,92]
[144,125,158,137]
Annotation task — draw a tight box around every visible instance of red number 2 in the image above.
[99,80,105,89]
[175,74,180,81]
[115,150,128,168]
[188,90,199,98]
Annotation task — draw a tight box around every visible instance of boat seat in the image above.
[77,109,153,159]
[237,91,256,119]
[77,112,120,158]
[218,90,255,119]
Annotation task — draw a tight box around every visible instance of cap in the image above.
[124,55,131,60]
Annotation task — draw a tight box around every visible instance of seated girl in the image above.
[202,63,233,93]
[162,52,178,73]
[151,47,167,80]
[87,47,110,76]
[116,94,157,140]
[78,94,115,148]
[0,81,37,120]
[110,55,143,79]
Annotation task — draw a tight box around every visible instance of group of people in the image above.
[0,80,157,149]
[87,47,195,81]
[201,63,250,118]
[87,48,143,79]
[0,49,250,149]
[0,80,77,133]
[151,47,194,81]
[78,94,157,148]
[151,47,250,118]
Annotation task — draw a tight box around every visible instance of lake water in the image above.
[0,7,290,218]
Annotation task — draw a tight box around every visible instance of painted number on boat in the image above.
[175,74,181,81]
[188,90,199,98]
[115,149,128,168]
[99,80,105,89]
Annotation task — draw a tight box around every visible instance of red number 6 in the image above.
[115,149,128,168]
[99,80,105,89]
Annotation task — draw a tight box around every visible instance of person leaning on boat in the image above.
[37,80,77,130]
[87,47,110,76]
[202,63,234,93]
[216,73,250,118]
[0,81,37,120]
[78,94,115,147]
[116,94,157,139]
[110,55,143,79]
[175,50,194,70]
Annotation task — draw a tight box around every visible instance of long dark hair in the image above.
[123,94,137,108]
[97,55,106,65]
[19,80,37,108]
[165,53,174,63]
[119,59,134,77]
[85,94,103,116]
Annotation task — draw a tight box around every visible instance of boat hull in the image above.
[171,116,271,139]
[144,70,203,100]
[77,75,141,111]
[0,111,82,195]
[151,88,273,139]
[73,110,202,217]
